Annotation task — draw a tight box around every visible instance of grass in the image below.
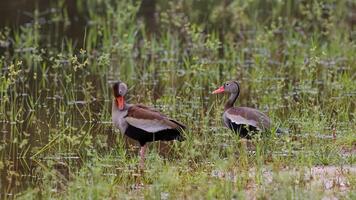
[0,0,355,199]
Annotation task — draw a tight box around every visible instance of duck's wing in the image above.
[125,105,185,133]
[224,107,271,130]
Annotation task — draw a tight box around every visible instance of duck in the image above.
[212,80,281,138]
[112,81,186,169]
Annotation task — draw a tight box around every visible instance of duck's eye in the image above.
[226,83,230,86]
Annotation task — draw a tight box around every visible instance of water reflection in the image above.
[0,0,88,46]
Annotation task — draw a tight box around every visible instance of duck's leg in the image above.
[139,144,147,169]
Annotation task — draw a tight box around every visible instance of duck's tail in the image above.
[276,127,288,137]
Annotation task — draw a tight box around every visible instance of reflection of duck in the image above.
[212,81,281,138]
[112,81,186,169]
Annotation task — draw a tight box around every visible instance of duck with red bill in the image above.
[112,81,186,170]
[212,80,283,138]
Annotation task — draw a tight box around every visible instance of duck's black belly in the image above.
[227,121,258,139]
[125,125,184,146]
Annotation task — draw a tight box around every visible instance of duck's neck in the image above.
[224,92,239,111]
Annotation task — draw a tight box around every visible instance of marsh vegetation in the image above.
[0,0,355,199]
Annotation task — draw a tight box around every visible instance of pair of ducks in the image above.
[112,81,279,168]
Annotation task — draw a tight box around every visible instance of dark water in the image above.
[0,0,88,45]
[0,1,110,197]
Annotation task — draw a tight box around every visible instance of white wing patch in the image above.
[125,117,172,133]
[224,112,261,130]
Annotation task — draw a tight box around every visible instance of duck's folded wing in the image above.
[135,104,162,113]
[225,107,271,130]
[136,104,186,129]
[125,105,181,133]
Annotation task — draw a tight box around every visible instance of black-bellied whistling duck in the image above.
[212,80,280,138]
[112,81,186,169]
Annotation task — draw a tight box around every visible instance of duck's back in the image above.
[123,105,185,145]
[223,107,271,135]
